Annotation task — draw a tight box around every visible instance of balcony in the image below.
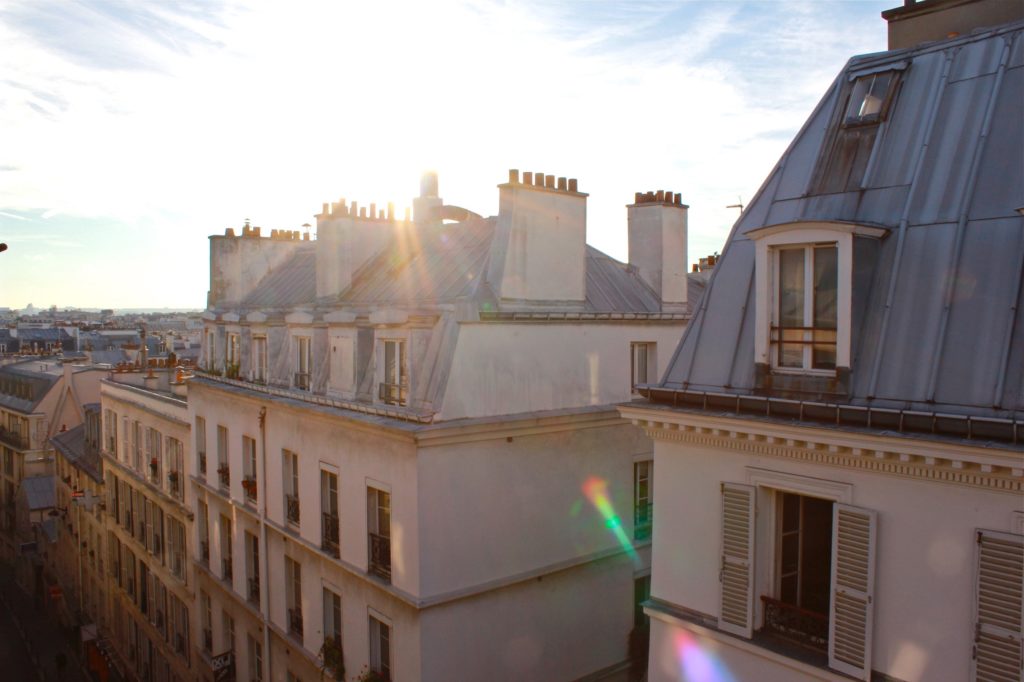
[368,532,391,582]
[322,513,340,558]
[247,577,260,605]
[0,428,28,450]
[217,465,230,489]
[759,595,828,653]
[287,607,303,638]
[286,494,300,525]
[222,557,233,582]
[202,627,213,653]
[199,540,209,565]
[378,381,408,406]
[242,476,258,503]
[634,502,653,541]
[294,372,310,391]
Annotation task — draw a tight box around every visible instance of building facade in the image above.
[621,2,1024,681]
[194,170,695,681]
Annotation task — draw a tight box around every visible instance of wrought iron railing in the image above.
[294,372,311,391]
[242,476,258,502]
[759,595,828,652]
[378,381,408,406]
[634,502,653,540]
[322,513,340,558]
[368,532,391,581]
[286,494,300,525]
[288,607,303,637]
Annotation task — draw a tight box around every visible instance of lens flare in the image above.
[674,631,736,682]
[582,476,636,560]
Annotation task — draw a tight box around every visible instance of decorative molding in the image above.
[624,410,1024,494]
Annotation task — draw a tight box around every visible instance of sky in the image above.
[0,0,894,310]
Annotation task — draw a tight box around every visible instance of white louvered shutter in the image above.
[828,504,877,680]
[718,483,755,638]
[971,529,1023,682]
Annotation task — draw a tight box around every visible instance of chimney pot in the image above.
[634,192,643,204]
[351,201,359,216]
[557,177,567,191]
[323,202,330,215]
[254,227,261,237]
[360,207,366,218]
[534,172,544,187]
[568,178,578,192]
[420,171,439,198]
[545,174,555,189]
[370,203,377,219]
[225,228,235,237]
[404,207,411,221]
[509,169,519,184]
[523,171,533,184]
[387,202,395,220]
[655,190,665,202]
[674,193,682,205]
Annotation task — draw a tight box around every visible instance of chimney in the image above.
[315,194,399,298]
[628,190,688,309]
[413,171,443,226]
[491,169,587,303]
[881,0,1023,50]
[207,224,305,307]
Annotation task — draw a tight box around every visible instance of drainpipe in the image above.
[258,406,271,682]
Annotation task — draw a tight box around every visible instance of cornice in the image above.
[620,405,1024,494]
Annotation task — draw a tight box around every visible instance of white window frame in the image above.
[295,336,312,390]
[369,612,392,679]
[252,335,267,383]
[377,338,408,406]
[630,342,656,393]
[751,222,885,375]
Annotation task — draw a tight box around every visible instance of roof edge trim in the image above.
[746,220,889,241]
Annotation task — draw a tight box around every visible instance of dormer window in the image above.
[295,337,311,391]
[843,71,897,127]
[378,339,407,406]
[774,245,837,371]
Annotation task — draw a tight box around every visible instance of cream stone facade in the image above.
[194,169,695,681]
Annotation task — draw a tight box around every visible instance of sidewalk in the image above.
[0,563,91,682]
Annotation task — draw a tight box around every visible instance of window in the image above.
[367,487,391,582]
[198,501,210,565]
[634,575,651,628]
[247,632,263,682]
[285,556,302,638]
[369,615,391,681]
[222,610,235,654]
[170,593,190,661]
[221,515,233,582]
[147,499,164,561]
[146,427,162,485]
[167,516,186,581]
[195,416,207,476]
[322,588,343,679]
[630,342,655,393]
[166,437,183,499]
[972,530,1024,682]
[104,409,118,454]
[242,436,257,503]
[321,470,339,557]
[634,461,653,541]
[252,336,267,383]
[844,71,897,127]
[200,591,212,653]
[295,337,311,390]
[378,339,407,405]
[717,479,877,680]
[132,421,142,471]
[226,332,240,375]
[217,425,230,489]
[122,416,129,464]
[205,330,215,370]
[773,245,837,371]
[284,450,300,525]
[245,531,260,605]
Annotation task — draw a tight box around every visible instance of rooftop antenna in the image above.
[726,196,744,213]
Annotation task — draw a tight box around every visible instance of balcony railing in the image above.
[217,465,230,489]
[222,557,233,582]
[378,381,408,406]
[286,494,300,525]
[242,476,258,502]
[287,607,303,638]
[167,471,181,498]
[247,577,260,604]
[199,540,209,564]
[368,532,391,582]
[322,513,340,558]
[0,428,28,450]
[294,372,311,391]
[759,595,828,652]
[634,502,653,541]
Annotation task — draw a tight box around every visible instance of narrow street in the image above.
[0,593,39,682]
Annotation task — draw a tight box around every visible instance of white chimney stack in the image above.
[628,191,688,309]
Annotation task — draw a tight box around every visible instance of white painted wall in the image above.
[439,323,684,421]
[648,428,1022,682]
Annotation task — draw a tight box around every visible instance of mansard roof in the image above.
[656,21,1024,424]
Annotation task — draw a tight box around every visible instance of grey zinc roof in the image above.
[659,20,1024,421]
[51,424,102,482]
[21,475,55,511]
[240,245,317,308]
[585,247,662,312]
[0,363,60,413]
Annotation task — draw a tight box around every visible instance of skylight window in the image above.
[843,72,897,126]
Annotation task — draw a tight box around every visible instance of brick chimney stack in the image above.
[882,0,1023,50]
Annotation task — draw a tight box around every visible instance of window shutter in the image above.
[828,503,877,680]
[971,529,1023,682]
[718,482,755,638]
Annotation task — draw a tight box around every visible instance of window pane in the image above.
[813,246,838,369]
[777,249,805,368]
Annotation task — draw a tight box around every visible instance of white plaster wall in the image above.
[438,323,684,421]
[420,553,635,682]
[650,434,1022,682]
[416,418,651,597]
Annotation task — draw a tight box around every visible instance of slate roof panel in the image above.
[240,246,317,308]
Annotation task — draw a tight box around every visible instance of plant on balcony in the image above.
[318,635,345,681]
[150,457,159,471]
[217,465,230,475]
[225,362,240,380]
[242,477,257,498]
[353,666,387,682]
[167,471,179,484]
